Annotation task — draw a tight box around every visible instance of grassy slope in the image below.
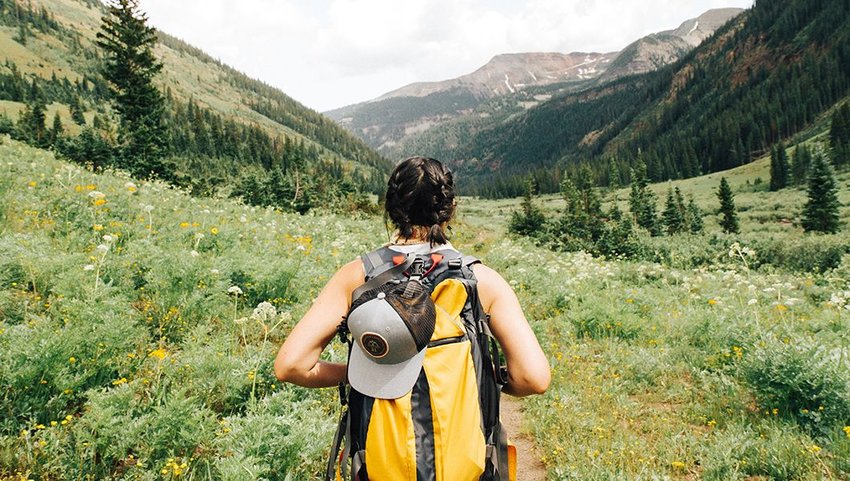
[0,3,845,480]
[2,0,385,178]
[1,138,849,479]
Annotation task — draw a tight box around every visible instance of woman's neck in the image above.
[391,227,430,245]
[391,235,428,246]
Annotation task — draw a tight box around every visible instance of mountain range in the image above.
[326,8,743,158]
[332,1,850,198]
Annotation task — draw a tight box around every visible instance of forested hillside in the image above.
[439,0,850,197]
[0,0,390,209]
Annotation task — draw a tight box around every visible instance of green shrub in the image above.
[740,334,850,436]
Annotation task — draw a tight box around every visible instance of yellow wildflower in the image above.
[93,224,104,231]
[69,357,76,364]
[179,222,190,228]
[707,298,717,305]
[148,348,167,360]
[671,461,686,470]
[843,426,850,439]
[210,227,219,235]
[28,181,37,188]
[93,198,107,207]
[111,377,127,386]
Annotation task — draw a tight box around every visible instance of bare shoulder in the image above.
[335,258,366,292]
[339,257,366,280]
[471,263,513,312]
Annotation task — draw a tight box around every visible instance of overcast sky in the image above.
[140,0,754,113]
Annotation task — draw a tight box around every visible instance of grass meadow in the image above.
[1,136,850,480]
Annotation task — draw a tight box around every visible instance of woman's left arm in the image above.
[273,259,363,388]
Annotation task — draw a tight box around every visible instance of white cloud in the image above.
[140,0,753,112]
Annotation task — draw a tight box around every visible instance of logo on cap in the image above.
[360,332,389,358]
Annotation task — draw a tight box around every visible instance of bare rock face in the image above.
[600,8,744,81]
[378,51,619,101]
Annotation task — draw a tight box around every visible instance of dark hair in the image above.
[385,156,455,246]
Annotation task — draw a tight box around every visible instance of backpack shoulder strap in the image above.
[361,246,397,280]
[352,248,415,302]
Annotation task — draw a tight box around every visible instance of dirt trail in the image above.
[501,397,547,481]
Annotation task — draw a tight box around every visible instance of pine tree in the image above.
[96,0,171,180]
[628,159,661,236]
[802,152,841,234]
[829,103,850,167]
[769,143,789,191]
[790,144,812,185]
[69,95,86,125]
[662,187,686,235]
[686,196,704,234]
[717,177,739,234]
[508,178,546,237]
[48,111,63,146]
[555,166,606,245]
[16,97,47,147]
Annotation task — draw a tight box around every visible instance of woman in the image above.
[274,156,550,478]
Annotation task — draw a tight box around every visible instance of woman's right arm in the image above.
[273,259,363,388]
[472,264,551,397]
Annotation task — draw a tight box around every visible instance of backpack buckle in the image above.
[448,258,462,269]
[408,257,426,280]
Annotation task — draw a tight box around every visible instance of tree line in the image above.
[512,130,844,260]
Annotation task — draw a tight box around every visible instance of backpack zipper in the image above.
[428,335,466,348]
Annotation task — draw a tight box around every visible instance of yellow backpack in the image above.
[327,247,513,481]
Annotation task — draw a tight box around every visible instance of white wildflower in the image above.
[747,298,758,306]
[88,190,105,200]
[95,244,109,255]
[83,264,95,271]
[190,250,200,258]
[227,286,243,296]
[102,234,114,243]
[210,268,220,275]
[251,301,277,322]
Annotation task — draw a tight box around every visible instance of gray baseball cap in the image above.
[347,281,436,399]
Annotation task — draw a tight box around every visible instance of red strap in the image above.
[422,253,444,277]
[392,255,406,266]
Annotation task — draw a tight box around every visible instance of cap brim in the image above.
[348,342,426,400]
